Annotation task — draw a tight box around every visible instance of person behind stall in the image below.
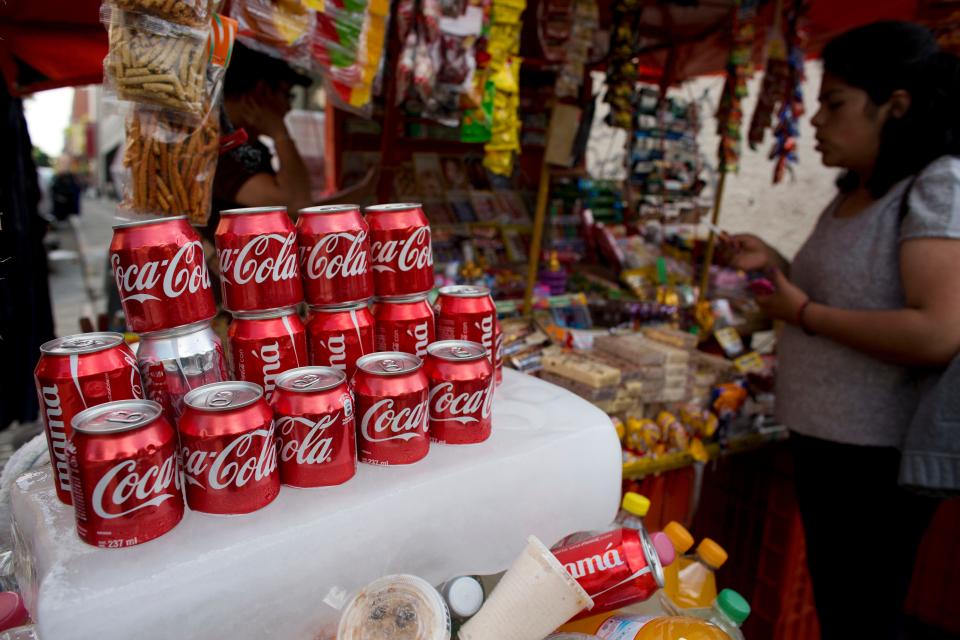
[208,43,314,235]
[723,22,960,638]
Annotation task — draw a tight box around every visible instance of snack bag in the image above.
[111,0,211,27]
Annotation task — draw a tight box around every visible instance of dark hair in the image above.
[822,21,960,196]
[223,44,311,99]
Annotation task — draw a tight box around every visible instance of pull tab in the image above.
[380,359,402,372]
[65,337,100,350]
[106,410,145,424]
[451,346,472,359]
[293,374,321,389]
[207,390,234,408]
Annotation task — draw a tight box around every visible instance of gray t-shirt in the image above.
[776,155,960,447]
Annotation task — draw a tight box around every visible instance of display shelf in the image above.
[12,370,621,640]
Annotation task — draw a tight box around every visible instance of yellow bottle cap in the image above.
[697,538,728,569]
[664,521,695,554]
[621,492,651,517]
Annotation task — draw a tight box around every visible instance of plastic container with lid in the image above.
[688,589,751,640]
[553,492,651,549]
[337,574,451,640]
[671,538,728,609]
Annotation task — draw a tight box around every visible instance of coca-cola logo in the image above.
[428,379,494,424]
[301,230,369,280]
[121,349,144,399]
[112,241,210,304]
[475,315,494,363]
[181,427,277,490]
[258,341,282,399]
[276,413,344,465]
[39,385,70,492]
[218,233,299,286]
[370,227,433,273]
[564,546,626,580]
[90,454,179,519]
[407,322,430,357]
[359,398,427,443]
[318,335,347,371]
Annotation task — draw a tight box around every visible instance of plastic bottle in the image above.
[688,589,751,640]
[659,522,695,601]
[672,538,728,609]
[556,612,730,639]
[553,492,651,549]
[438,575,484,637]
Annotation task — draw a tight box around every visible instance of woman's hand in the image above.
[721,234,776,271]
[755,269,809,324]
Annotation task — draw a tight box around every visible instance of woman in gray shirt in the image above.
[727,22,960,638]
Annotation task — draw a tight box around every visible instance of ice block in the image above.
[12,369,621,640]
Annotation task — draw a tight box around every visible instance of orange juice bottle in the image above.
[557,612,730,639]
[672,538,728,609]
[660,521,695,604]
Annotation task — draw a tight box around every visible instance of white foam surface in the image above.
[12,369,620,640]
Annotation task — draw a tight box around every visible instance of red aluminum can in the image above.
[424,340,494,445]
[353,352,429,465]
[306,301,375,380]
[228,306,307,402]
[67,399,183,548]
[178,381,280,514]
[215,206,303,312]
[364,203,433,296]
[435,285,497,367]
[137,320,228,422]
[110,216,215,333]
[372,294,435,358]
[34,333,143,505]
[270,366,357,487]
[494,319,503,385]
[297,204,373,306]
[552,527,665,619]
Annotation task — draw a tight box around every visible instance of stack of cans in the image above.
[33,201,509,551]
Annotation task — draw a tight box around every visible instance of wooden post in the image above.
[523,157,552,315]
[698,169,728,301]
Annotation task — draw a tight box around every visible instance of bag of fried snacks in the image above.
[110,0,212,27]
[102,6,211,118]
[121,104,220,224]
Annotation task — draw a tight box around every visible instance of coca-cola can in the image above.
[110,216,216,333]
[270,367,356,487]
[353,352,430,465]
[216,206,303,312]
[494,320,503,385]
[228,306,307,401]
[306,300,375,380]
[34,333,144,505]
[435,286,497,368]
[372,294,435,358]
[424,340,494,445]
[364,203,434,297]
[297,204,373,306]
[552,527,665,619]
[67,399,183,547]
[179,381,280,514]
[137,320,228,421]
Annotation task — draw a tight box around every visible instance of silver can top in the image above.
[310,299,370,313]
[375,293,429,304]
[40,332,125,356]
[438,285,491,298]
[299,204,361,215]
[220,206,287,216]
[426,340,486,362]
[277,366,346,392]
[232,305,299,321]
[72,399,163,434]
[139,319,213,339]
[112,215,187,230]
[365,203,423,213]
[184,381,263,411]
[356,352,423,376]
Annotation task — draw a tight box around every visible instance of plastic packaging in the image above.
[687,589,751,640]
[559,613,731,639]
[231,0,313,66]
[658,521,695,610]
[110,0,211,27]
[103,7,210,116]
[121,104,220,223]
[671,539,728,609]
[337,574,451,640]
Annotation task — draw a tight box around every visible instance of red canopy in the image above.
[0,0,921,95]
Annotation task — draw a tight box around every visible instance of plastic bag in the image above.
[103,7,211,117]
[231,0,313,67]
[122,104,220,224]
[111,0,211,27]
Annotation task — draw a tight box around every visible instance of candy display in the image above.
[769,4,806,183]
[482,0,526,176]
[715,0,759,173]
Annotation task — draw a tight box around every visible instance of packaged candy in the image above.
[656,411,690,451]
[110,0,211,27]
